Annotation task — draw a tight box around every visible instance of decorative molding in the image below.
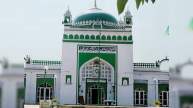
[133,63,158,69]
[31,60,61,65]
[63,34,133,44]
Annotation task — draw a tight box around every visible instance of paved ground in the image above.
[24,105,40,108]
[24,105,168,108]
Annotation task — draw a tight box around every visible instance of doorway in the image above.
[36,85,53,103]
[87,84,106,105]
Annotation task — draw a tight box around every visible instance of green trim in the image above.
[117,36,122,40]
[75,34,79,39]
[63,40,133,44]
[36,78,54,87]
[78,53,116,69]
[158,84,169,94]
[63,34,133,44]
[107,36,111,40]
[91,35,95,39]
[112,36,116,40]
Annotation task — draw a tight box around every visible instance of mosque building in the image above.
[24,2,170,107]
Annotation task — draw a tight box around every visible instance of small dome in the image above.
[73,8,118,29]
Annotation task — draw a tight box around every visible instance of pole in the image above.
[44,68,46,101]
[44,66,48,101]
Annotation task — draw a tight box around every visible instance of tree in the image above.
[117,0,156,14]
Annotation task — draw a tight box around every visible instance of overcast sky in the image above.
[0,0,193,77]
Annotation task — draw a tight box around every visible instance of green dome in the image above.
[73,8,118,29]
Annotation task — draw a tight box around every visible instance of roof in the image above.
[73,8,118,29]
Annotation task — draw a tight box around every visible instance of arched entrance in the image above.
[79,57,115,105]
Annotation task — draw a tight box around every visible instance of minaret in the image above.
[62,6,72,26]
[124,8,132,26]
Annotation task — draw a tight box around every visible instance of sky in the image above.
[0,0,193,77]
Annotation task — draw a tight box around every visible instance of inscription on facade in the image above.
[79,45,117,53]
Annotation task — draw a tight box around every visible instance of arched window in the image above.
[63,34,68,39]
[69,34,73,39]
[123,36,127,40]
[128,35,132,40]
[101,35,106,40]
[112,36,116,40]
[85,35,90,39]
[80,35,84,39]
[74,34,79,39]
[107,36,111,40]
[96,35,100,40]
[91,35,95,40]
[117,36,122,40]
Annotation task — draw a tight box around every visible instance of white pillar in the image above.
[148,78,158,107]
[148,80,156,106]
[25,72,36,104]
[2,80,17,108]
[117,74,133,106]
[55,73,61,102]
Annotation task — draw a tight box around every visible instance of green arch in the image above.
[80,34,84,39]
[112,36,116,40]
[96,35,100,40]
[79,53,116,69]
[107,35,111,40]
[85,35,89,39]
[74,34,79,39]
[101,35,106,40]
[91,35,95,40]
[123,36,127,40]
[69,34,73,39]
[63,34,68,39]
[117,36,122,40]
[128,35,132,40]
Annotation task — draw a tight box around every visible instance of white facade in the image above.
[24,6,171,107]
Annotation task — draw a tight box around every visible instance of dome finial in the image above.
[67,5,70,11]
[94,0,97,8]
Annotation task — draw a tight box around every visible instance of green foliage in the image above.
[155,100,161,106]
[117,0,128,14]
[117,0,157,14]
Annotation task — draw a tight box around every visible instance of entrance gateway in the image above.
[78,46,116,105]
